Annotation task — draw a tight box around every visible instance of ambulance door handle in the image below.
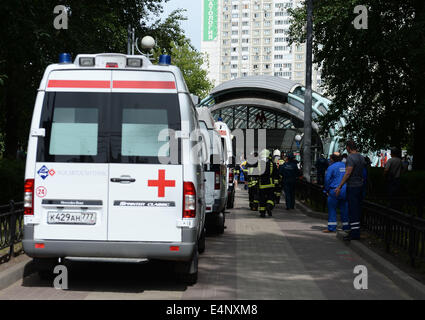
[111,177,136,184]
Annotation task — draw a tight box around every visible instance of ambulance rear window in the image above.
[37,92,181,164]
[49,108,99,156]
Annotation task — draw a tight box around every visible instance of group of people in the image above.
[321,142,409,240]
[238,149,301,218]
[234,140,406,241]
[322,141,369,240]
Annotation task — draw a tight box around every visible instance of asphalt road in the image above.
[0,187,412,300]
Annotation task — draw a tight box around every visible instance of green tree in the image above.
[153,41,214,99]
[288,0,425,169]
[0,0,188,159]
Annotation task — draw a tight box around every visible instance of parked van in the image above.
[23,53,205,284]
[214,119,235,209]
[197,107,227,234]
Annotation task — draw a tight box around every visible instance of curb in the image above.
[296,200,328,220]
[0,257,35,291]
[336,231,425,300]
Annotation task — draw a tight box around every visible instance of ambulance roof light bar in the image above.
[159,55,171,66]
[59,53,72,64]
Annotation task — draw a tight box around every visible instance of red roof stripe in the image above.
[113,81,176,89]
[48,80,111,88]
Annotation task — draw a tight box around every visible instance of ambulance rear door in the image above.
[107,70,183,242]
[33,70,111,241]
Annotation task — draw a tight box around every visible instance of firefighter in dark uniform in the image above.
[247,151,260,211]
[273,150,283,204]
[280,153,301,210]
[258,150,279,217]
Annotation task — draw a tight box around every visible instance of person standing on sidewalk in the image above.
[384,147,406,209]
[335,141,366,241]
[280,153,301,210]
[315,154,329,186]
[323,154,349,233]
[258,149,278,218]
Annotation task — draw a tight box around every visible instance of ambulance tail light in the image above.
[214,171,221,190]
[24,179,34,216]
[183,182,196,218]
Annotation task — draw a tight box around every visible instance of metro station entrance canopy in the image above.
[199,76,343,158]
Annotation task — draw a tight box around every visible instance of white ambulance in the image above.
[214,120,235,209]
[197,107,227,234]
[23,53,205,284]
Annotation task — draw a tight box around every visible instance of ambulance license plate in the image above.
[47,212,96,225]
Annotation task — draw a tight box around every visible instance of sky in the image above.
[160,0,202,50]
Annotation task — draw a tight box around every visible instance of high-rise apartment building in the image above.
[201,0,322,92]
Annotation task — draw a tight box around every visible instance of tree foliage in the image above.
[288,0,425,169]
[0,1,208,158]
[153,41,214,99]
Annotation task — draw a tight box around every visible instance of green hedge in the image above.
[0,159,25,204]
[366,167,425,199]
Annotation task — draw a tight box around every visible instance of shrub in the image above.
[0,159,25,204]
[366,167,425,199]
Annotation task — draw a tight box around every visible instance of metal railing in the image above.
[295,179,425,267]
[0,201,24,263]
[295,179,327,213]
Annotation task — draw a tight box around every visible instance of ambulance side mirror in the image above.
[31,128,45,138]
[190,94,200,105]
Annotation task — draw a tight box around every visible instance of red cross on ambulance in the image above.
[148,170,176,198]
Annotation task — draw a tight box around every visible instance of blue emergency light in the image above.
[59,53,72,64]
[159,55,171,66]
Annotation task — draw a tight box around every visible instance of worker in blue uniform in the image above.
[323,153,350,233]
[280,153,301,210]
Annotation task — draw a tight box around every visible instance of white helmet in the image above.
[273,149,281,157]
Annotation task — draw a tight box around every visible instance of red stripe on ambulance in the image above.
[113,81,176,89]
[48,80,110,88]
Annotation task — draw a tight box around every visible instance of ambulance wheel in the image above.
[176,247,198,286]
[198,228,206,254]
[217,212,225,234]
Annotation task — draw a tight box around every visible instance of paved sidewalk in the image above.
[0,188,413,300]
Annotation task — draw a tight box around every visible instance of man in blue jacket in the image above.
[280,153,301,210]
[323,153,350,233]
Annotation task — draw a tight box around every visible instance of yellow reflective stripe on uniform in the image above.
[267,200,275,205]
[259,184,274,189]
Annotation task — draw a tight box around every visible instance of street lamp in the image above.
[295,134,303,162]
